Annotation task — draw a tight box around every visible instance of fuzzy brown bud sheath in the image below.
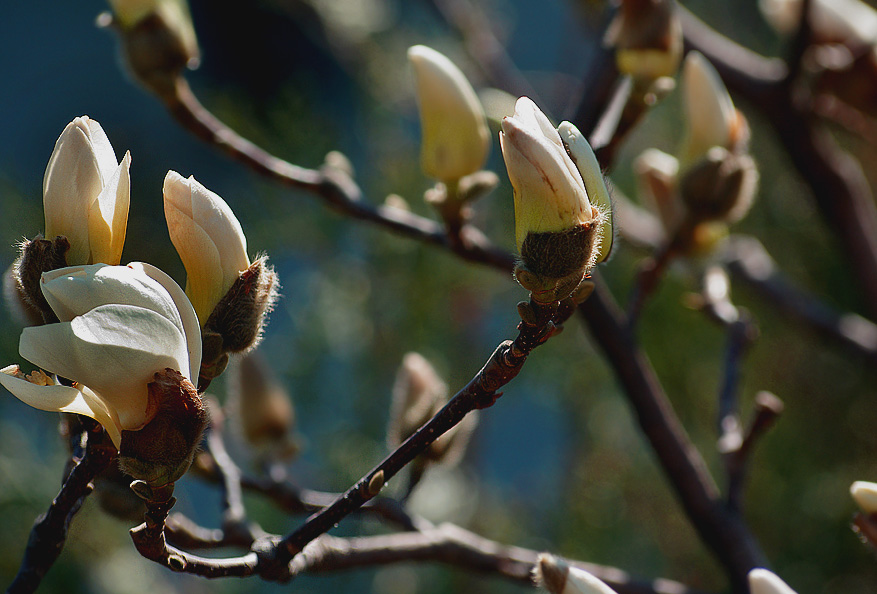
[680,147,758,224]
[13,235,71,322]
[119,368,208,488]
[199,257,279,388]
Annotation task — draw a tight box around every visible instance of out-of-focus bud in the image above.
[748,568,799,594]
[408,45,491,184]
[0,263,205,488]
[760,0,877,49]
[682,52,748,160]
[633,148,682,233]
[387,353,477,486]
[163,171,252,326]
[534,553,619,594]
[851,481,877,514]
[231,350,299,463]
[103,0,200,96]
[605,0,682,83]
[500,97,612,302]
[43,116,131,267]
[679,146,758,223]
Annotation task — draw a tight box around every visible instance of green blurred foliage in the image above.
[1,1,876,593]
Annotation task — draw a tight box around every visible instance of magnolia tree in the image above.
[2,0,877,593]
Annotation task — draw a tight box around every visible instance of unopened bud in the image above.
[747,568,799,594]
[388,352,447,448]
[605,0,682,82]
[851,481,877,515]
[633,148,682,233]
[104,0,200,97]
[232,350,299,461]
[680,147,758,223]
[534,553,619,594]
[118,368,208,488]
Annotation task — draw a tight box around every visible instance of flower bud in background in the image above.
[408,45,490,184]
[681,52,748,160]
[679,146,758,224]
[500,97,612,302]
[760,0,877,48]
[534,553,619,594]
[851,481,877,514]
[164,171,278,387]
[633,148,682,233]
[0,263,206,487]
[43,116,131,267]
[387,353,477,492]
[229,349,299,464]
[102,0,200,96]
[605,0,682,83]
[748,568,799,594]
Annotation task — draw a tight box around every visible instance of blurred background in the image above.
[1,0,876,592]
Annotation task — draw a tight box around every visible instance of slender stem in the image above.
[8,428,117,594]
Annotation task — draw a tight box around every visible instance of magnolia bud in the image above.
[231,350,298,462]
[534,554,619,594]
[408,45,491,183]
[681,52,746,160]
[43,116,131,266]
[851,481,877,515]
[500,97,611,302]
[747,568,799,594]
[680,146,758,223]
[633,148,682,233]
[163,171,251,326]
[104,0,200,96]
[605,0,682,82]
[760,0,877,49]
[119,368,208,488]
[12,236,71,322]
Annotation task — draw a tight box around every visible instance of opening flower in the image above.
[0,263,200,448]
[43,116,131,266]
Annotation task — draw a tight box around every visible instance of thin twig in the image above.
[8,427,117,594]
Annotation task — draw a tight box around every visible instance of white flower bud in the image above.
[43,116,131,266]
[748,568,799,594]
[107,0,200,68]
[163,171,250,325]
[0,263,200,448]
[535,554,618,594]
[760,0,877,47]
[851,481,877,514]
[682,52,739,160]
[500,98,611,301]
[633,148,682,232]
[408,45,490,183]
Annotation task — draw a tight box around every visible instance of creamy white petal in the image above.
[88,152,131,266]
[501,118,591,247]
[0,368,123,447]
[683,52,735,159]
[82,117,120,186]
[129,261,201,381]
[19,304,188,430]
[40,265,185,342]
[748,569,798,594]
[43,119,105,265]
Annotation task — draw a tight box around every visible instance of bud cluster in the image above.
[2,116,278,490]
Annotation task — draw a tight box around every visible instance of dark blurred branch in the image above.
[295,524,712,594]
[724,392,784,512]
[577,277,765,592]
[8,427,117,594]
[680,6,877,320]
[725,237,877,366]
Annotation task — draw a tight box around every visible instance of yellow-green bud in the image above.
[408,45,490,183]
[605,0,682,82]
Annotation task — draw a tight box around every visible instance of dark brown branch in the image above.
[725,237,877,366]
[8,428,117,594]
[294,524,712,594]
[724,392,784,512]
[577,276,765,593]
[268,299,575,568]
